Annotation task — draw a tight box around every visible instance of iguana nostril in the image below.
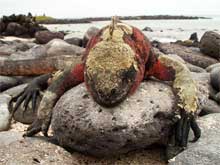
[111,88,116,95]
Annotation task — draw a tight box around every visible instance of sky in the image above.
[0,0,219,18]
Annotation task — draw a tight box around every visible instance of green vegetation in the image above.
[35,15,54,22]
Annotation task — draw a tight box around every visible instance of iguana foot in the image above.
[23,118,42,137]
[23,112,52,137]
[155,110,201,160]
[166,110,201,160]
[175,109,201,147]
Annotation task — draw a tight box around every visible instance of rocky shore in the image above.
[37,15,210,24]
[0,17,220,164]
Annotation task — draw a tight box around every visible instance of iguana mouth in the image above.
[85,40,138,106]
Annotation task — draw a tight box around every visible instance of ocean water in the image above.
[44,15,220,42]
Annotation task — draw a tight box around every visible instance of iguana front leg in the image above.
[146,54,201,157]
[26,63,84,137]
[14,64,84,137]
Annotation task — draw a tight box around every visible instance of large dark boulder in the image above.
[64,37,83,47]
[35,31,64,44]
[189,32,198,42]
[52,82,175,157]
[200,31,220,59]
[82,27,99,47]
[0,76,20,92]
[210,67,220,91]
[0,22,6,33]
[0,14,47,38]
[4,22,28,36]
[51,74,208,157]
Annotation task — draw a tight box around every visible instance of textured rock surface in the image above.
[210,67,220,91]
[45,39,84,57]
[4,22,28,36]
[0,40,30,56]
[200,99,220,116]
[82,26,99,47]
[52,76,208,157]
[0,137,74,164]
[0,75,20,92]
[3,83,27,97]
[169,114,220,165]
[9,45,47,59]
[3,83,39,124]
[206,63,220,72]
[0,55,82,76]
[35,30,64,44]
[64,37,83,47]
[0,131,166,165]
[200,31,220,59]
[0,131,23,147]
[0,94,11,131]
[158,43,218,68]
[186,63,206,73]
[70,148,166,165]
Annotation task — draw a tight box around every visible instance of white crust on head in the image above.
[101,22,132,42]
[86,41,138,95]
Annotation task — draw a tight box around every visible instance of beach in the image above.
[45,15,220,42]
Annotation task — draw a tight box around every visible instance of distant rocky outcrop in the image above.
[36,15,210,24]
[0,13,47,38]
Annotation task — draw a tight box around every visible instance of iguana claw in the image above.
[23,112,52,137]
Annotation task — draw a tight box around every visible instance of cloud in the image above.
[0,0,219,18]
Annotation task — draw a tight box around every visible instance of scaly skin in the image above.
[14,18,201,159]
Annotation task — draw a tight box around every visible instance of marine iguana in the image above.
[13,17,201,159]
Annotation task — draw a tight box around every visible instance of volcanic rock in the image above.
[206,63,220,72]
[4,22,28,36]
[0,76,20,92]
[210,67,220,91]
[82,26,99,47]
[142,26,153,32]
[35,30,64,44]
[200,99,220,116]
[0,94,11,131]
[51,75,208,157]
[200,31,220,59]
[189,32,198,42]
[158,43,218,68]
[65,37,83,47]
[0,137,74,164]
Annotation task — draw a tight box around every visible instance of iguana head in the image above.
[85,18,139,106]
